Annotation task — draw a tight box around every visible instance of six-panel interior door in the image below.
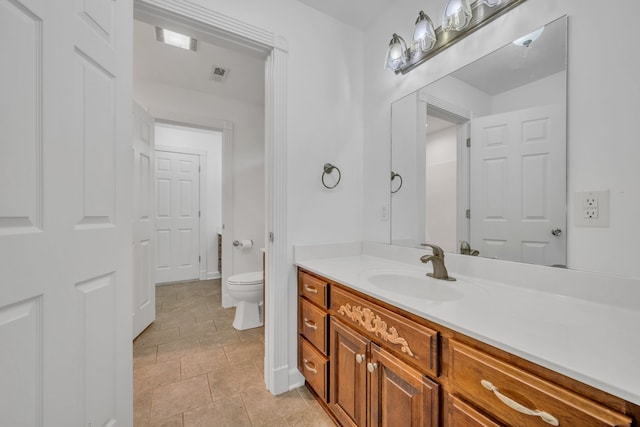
[133,103,156,338]
[155,150,201,284]
[0,0,133,425]
[470,105,566,266]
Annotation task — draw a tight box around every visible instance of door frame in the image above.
[155,143,207,282]
[134,0,290,394]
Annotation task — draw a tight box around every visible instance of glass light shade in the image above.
[481,0,504,6]
[442,0,473,32]
[412,11,437,52]
[513,27,545,47]
[385,33,408,71]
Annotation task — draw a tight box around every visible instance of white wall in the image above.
[134,81,265,279]
[154,123,222,279]
[425,126,457,253]
[363,0,640,278]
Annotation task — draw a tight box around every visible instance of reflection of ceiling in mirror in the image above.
[451,19,566,95]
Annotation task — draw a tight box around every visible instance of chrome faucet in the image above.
[420,243,456,281]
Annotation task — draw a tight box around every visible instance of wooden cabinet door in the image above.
[369,343,440,427]
[330,318,369,427]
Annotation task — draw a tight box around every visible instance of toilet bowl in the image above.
[227,271,263,330]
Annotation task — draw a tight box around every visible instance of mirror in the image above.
[391,16,567,267]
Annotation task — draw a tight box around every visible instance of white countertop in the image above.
[295,243,640,406]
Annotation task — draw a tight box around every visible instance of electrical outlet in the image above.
[575,190,609,227]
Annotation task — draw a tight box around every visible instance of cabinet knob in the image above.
[367,362,378,373]
[355,354,365,364]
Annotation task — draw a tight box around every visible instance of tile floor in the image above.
[133,279,335,426]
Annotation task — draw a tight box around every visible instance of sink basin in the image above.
[360,270,463,302]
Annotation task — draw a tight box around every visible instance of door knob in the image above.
[367,362,378,373]
[355,354,365,364]
[551,228,562,236]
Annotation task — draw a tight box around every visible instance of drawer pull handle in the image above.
[303,318,317,330]
[367,362,378,373]
[481,380,559,426]
[303,359,317,374]
[355,354,365,364]
[303,284,318,294]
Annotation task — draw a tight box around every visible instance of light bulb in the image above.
[385,33,408,71]
[412,11,437,53]
[442,0,472,32]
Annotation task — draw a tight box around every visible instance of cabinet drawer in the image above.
[449,340,632,427]
[299,297,328,354]
[299,270,329,308]
[299,336,328,401]
[331,286,438,376]
[446,394,501,427]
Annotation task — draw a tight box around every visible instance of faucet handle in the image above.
[420,243,444,257]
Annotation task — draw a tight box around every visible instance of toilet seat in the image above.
[228,271,262,286]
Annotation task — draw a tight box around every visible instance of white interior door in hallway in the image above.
[133,103,156,338]
[155,149,201,284]
[470,104,566,266]
[0,0,133,425]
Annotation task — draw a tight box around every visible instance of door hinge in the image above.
[466,138,471,148]
[199,211,201,218]
[199,255,201,263]
[466,209,471,219]
[269,232,274,243]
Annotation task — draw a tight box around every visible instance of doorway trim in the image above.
[135,0,290,394]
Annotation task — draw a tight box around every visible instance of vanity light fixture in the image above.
[386,0,528,75]
[155,27,198,51]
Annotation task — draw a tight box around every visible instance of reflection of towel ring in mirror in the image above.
[391,171,403,193]
[322,163,341,189]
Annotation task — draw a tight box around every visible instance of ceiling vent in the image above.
[209,66,230,83]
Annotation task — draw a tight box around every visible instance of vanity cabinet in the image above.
[297,268,639,427]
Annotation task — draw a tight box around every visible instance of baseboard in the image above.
[288,367,305,391]
[207,271,221,280]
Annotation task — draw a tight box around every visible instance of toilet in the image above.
[227,271,264,330]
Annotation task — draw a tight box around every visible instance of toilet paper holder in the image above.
[233,239,254,248]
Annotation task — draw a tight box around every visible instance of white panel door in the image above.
[0,0,132,426]
[133,103,155,338]
[155,150,201,283]
[470,105,566,266]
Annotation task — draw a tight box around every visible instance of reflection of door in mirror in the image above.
[470,104,566,266]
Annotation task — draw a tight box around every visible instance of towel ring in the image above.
[391,171,403,193]
[322,163,341,189]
